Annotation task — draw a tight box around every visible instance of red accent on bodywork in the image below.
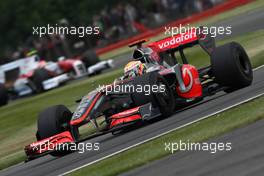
[110,114,141,129]
[58,59,76,72]
[19,60,47,79]
[70,92,102,126]
[109,106,142,128]
[24,131,74,156]
[148,29,198,53]
[111,107,140,119]
[38,60,47,68]
[176,64,202,98]
[20,71,34,79]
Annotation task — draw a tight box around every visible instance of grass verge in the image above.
[0,30,264,171]
[70,95,264,176]
[0,69,123,170]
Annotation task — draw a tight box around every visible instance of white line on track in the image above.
[60,66,264,175]
[253,64,264,71]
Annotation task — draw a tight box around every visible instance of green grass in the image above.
[0,69,123,170]
[99,0,264,60]
[1,28,264,171]
[0,30,264,171]
[71,95,264,176]
[251,50,264,68]
[0,31,264,169]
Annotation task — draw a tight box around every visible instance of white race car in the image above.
[0,51,113,106]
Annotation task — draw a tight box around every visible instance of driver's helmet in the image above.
[133,47,161,64]
[124,61,146,78]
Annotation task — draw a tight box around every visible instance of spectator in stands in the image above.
[7,0,225,62]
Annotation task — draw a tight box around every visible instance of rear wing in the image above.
[148,26,216,56]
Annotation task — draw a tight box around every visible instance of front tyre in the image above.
[129,72,175,117]
[37,105,78,156]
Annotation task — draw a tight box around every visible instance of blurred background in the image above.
[0,0,224,64]
[1,0,264,172]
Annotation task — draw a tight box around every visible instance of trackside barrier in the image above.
[95,0,254,55]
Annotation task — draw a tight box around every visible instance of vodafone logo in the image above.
[158,32,197,50]
[178,68,194,93]
[182,68,193,92]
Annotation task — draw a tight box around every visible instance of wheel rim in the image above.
[58,111,71,131]
[237,49,250,75]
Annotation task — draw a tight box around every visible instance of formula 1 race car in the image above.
[24,27,253,161]
[0,50,113,106]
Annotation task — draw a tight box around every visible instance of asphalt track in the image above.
[1,6,264,176]
[1,66,264,176]
[121,118,264,176]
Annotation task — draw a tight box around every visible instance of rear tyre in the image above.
[81,50,99,67]
[31,68,50,93]
[211,42,253,91]
[0,83,8,106]
[37,105,77,156]
[129,72,175,117]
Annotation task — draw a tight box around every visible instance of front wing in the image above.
[24,131,74,161]
[24,103,160,161]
